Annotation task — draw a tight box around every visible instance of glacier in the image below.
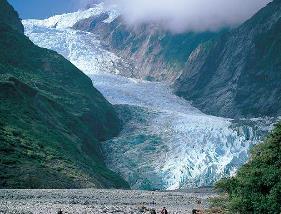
[23,5,278,190]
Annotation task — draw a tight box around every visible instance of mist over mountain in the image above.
[76,0,103,9]
[79,0,272,32]
[175,0,281,118]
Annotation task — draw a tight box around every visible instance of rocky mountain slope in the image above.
[0,0,128,189]
[73,5,221,82]
[0,0,24,33]
[23,8,277,190]
[175,0,281,118]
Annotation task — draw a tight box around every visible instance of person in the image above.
[57,209,63,214]
[150,209,157,214]
[192,209,203,214]
[161,207,168,214]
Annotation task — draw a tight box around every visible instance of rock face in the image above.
[0,0,128,189]
[175,0,281,118]
[73,7,220,82]
[0,0,24,33]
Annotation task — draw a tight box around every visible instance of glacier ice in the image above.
[23,7,278,190]
[23,3,119,29]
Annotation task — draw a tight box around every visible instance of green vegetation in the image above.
[0,0,24,33]
[215,123,281,213]
[157,31,223,67]
[0,0,129,189]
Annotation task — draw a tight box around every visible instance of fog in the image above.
[80,0,272,32]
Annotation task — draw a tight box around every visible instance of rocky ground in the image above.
[0,189,216,214]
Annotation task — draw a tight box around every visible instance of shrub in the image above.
[216,123,281,213]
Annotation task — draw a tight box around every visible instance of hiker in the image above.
[57,209,63,214]
[192,209,202,214]
[161,207,168,214]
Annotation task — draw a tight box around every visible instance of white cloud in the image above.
[82,0,272,32]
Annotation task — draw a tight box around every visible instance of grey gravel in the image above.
[0,189,216,214]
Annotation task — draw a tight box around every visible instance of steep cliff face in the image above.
[0,0,128,189]
[175,0,281,118]
[0,0,24,33]
[74,10,220,82]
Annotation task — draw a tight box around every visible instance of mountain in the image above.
[0,0,128,189]
[175,0,281,118]
[73,7,221,82]
[22,6,277,190]
[0,0,24,33]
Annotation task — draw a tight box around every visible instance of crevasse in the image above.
[23,5,276,190]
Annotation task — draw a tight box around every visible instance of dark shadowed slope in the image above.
[0,0,23,33]
[175,0,281,118]
[0,0,129,189]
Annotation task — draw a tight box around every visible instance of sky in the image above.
[7,0,80,19]
[8,0,271,32]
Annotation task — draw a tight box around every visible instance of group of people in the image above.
[57,206,207,213]
[149,207,168,214]
[160,207,168,214]
[57,197,202,213]
[57,207,168,214]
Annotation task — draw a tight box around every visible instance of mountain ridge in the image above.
[174,0,281,118]
[0,0,128,189]
[73,9,222,82]
[22,7,278,190]
[0,0,23,33]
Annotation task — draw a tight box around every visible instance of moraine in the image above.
[22,4,277,190]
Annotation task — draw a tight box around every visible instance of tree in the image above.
[216,123,281,213]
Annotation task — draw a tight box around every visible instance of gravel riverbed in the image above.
[0,189,216,214]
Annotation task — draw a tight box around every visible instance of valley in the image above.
[1,1,280,213]
[22,5,278,190]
